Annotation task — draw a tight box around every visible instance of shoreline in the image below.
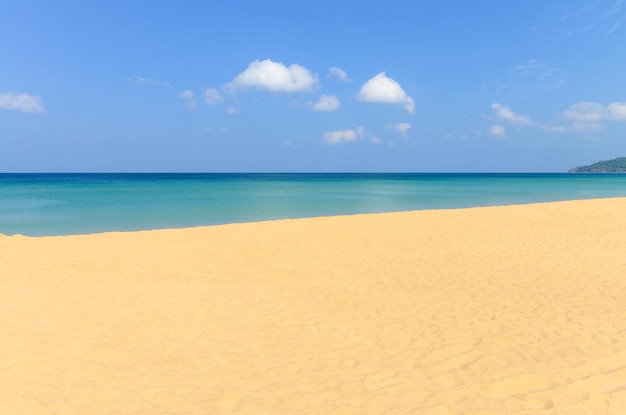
[3,195,626,239]
[2,197,626,414]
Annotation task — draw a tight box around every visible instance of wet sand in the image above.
[1,198,626,414]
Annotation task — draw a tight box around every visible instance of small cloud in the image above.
[127,76,170,87]
[386,122,411,137]
[323,126,364,145]
[226,107,240,114]
[562,101,626,121]
[444,133,470,141]
[328,66,350,82]
[562,101,605,121]
[313,95,340,111]
[204,88,224,105]
[227,59,318,93]
[177,90,194,99]
[396,122,411,137]
[369,135,383,144]
[284,139,292,146]
[0,92,45,113]
[357,72,415,114]
[395,122,411,137]
[608,102,626,119]
[491,103,535,125]
[488,125,506,139]
[177,90,196,110]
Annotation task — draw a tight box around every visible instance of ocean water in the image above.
[2,173,626,236]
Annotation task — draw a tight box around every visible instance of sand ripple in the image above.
[2,198,626,414]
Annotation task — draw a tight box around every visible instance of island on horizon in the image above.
[569,157,626,173]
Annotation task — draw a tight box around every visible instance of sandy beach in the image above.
[1,198,626,414]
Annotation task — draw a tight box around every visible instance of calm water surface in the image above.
[1,173,626,236]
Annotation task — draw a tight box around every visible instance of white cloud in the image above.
[313,95,340,111]
[488,125,506,139]
[323,126,364,145]
[357,72,415,114]
[562,101,626,121]
[127,76,170,87]
[177,90,197,110]
[386,122,411,137]
[608,102,626,119]
[228,59,318,93]
[177,90,194,99]
[491,103,535,125]
[562,101,604,121]
[226,107,239,114]
[544,101,626,133]
[486,101,626,137]
[369,135,383,144]
[0,92,45,113]
[328,67,349,82]
[204,88,224,105]
[544,121,605,133]
[395,122,411,137]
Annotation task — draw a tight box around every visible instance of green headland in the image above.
[569,157,626,173]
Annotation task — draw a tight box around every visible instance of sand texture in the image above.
[1,198,626,414]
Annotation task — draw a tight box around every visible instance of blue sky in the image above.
[1,0,625,172]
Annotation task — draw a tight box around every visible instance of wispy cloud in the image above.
[543,121,605,133]
[487,101,626,137]
[604,0,624,17]
[511,59,559,81]
[357,72,415,114]
[604,13,625,36]
[0,92,45,113]
[328,67,350,82]
[487,103,532,138]
[227,59,318,93]
[491,103,536,125]
[127,76,170,87]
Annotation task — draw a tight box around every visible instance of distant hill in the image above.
[569,157,626,173]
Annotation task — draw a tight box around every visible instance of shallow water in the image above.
[2,173,626,236]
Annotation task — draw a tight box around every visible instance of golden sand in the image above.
[1,198,626,414]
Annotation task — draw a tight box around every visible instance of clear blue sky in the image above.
[1,0,625,172]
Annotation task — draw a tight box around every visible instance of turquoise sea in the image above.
[2,173,626,236]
